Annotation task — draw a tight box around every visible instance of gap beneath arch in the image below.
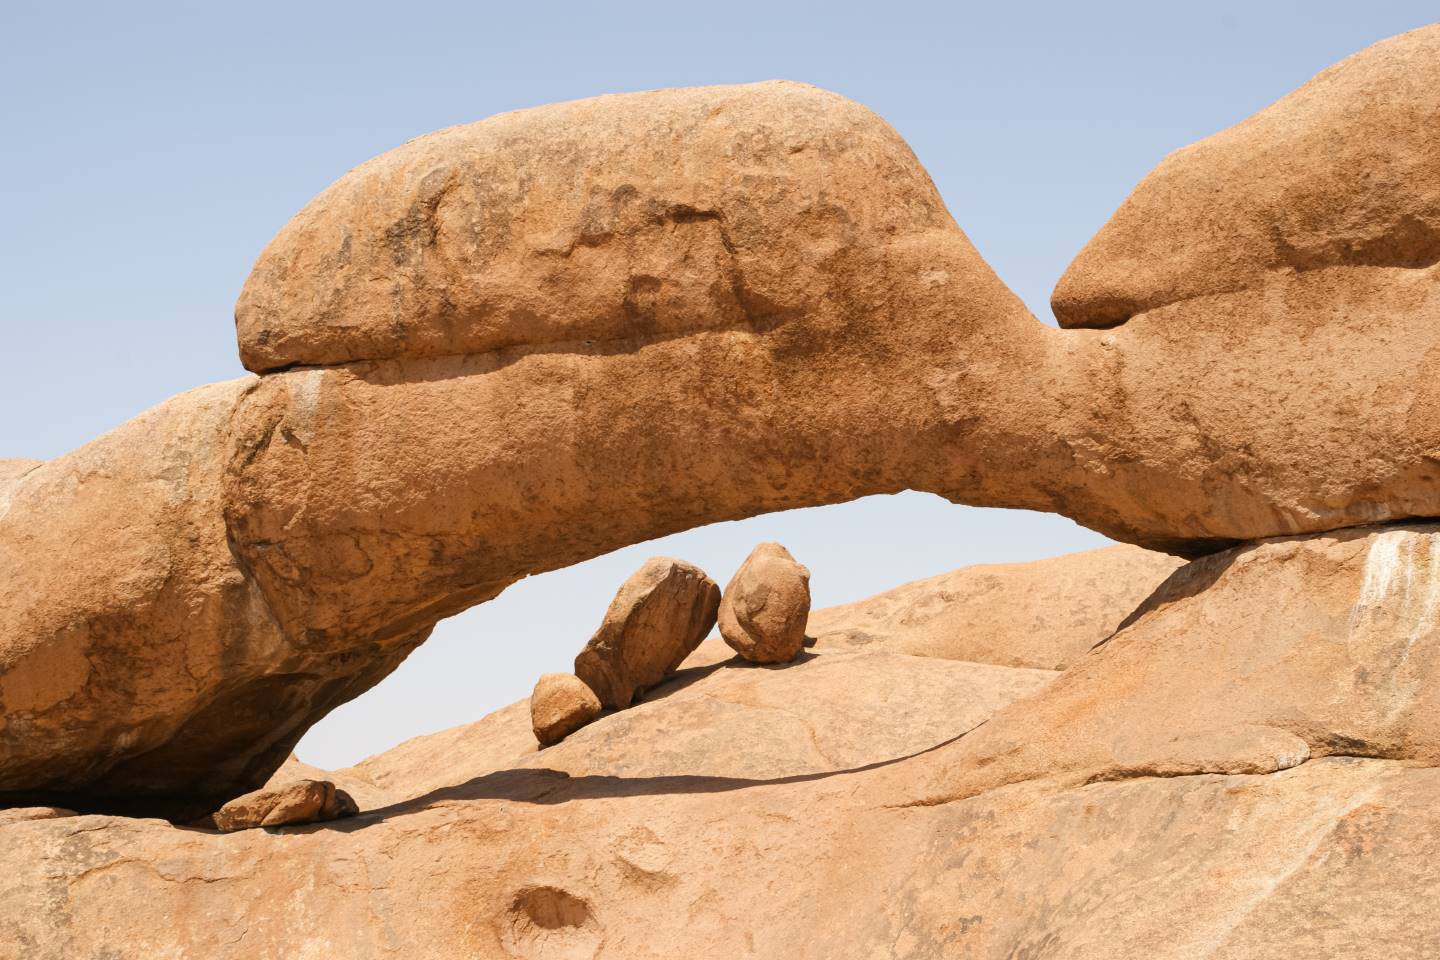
[296,492,1111,769]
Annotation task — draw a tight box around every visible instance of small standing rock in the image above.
[719,542,812,664]
[574,557,721,709]
[212,779,358,833]
[531,673,603,746]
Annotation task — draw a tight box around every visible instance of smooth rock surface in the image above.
[530,673,602,746]
[5,527,1440,956]
[717,542,811,663]
[1053,25,1440,328]
[8,27,1440,817]
[908,522,1440,807]
[808,543,1183,669]
[573,558,720,709]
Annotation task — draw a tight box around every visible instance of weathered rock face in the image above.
[6,26,1440,818]
[573,558,720,709]
[218,80,1036,660]
[809,543,1181,670]
[1052,26,1440,328]
[0,806,73,827]
[1037,24,1440,547]
[0,459,40,495]
[906,523,1440,808]
[0,382,418,820]
[0,381,433,819]
[6,527,1440,957]
[212,779,356,833]
[717,542,812,663]
[530,673,602,746]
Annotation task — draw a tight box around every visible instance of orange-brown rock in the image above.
[717,542,811,663]
[530,673,602,746]
[573,558,719,709]
[5,527,1440,957]
[1034,24,1440,549]
[7,26,1440,819]
[0,459,40,494]
[211,778,357,833]
[0,805,74,827]
[809,543,1182,669]
[906,522,1440,809]
[0,382,431,820]
[233,82,962,373]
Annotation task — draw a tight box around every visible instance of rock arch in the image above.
[3,25,1440,817]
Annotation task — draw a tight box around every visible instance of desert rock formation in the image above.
[1,23,1438,850]
[0,381,357,820]
[905,523,1440,808]
[717,542,812,663]
[8,528,1440,956]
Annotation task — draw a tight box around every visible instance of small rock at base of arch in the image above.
[531,673,603,746]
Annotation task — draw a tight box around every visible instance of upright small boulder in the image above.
[531,673,602,746]
[719,543,811,664]
[574,557,721,708]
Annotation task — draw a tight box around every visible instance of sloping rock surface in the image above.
[5,526,1440,957]
[907,523,1440,806]
[808,543,1181,669]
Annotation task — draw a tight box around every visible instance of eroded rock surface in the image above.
[573,558,720,709]
[5,27,1440,817]
[530,673,602,746]
[0,382,433,820]
[717,542,812,663]
[1053,26,1440,328]
[0,806,74,827]
[906,522,1440,808]
[5,526,1440,957]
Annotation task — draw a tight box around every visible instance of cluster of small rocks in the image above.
[530,542,812,745]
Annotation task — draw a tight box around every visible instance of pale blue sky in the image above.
[3,3,1434,766]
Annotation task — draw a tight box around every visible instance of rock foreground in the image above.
[4,26,1440,814]
[6,528,1440,957]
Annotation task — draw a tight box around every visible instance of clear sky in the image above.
[3,2,1434,767]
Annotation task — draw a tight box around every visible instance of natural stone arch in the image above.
[3,25,1440,817]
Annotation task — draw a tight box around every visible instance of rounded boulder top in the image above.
[235,81,952,373]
